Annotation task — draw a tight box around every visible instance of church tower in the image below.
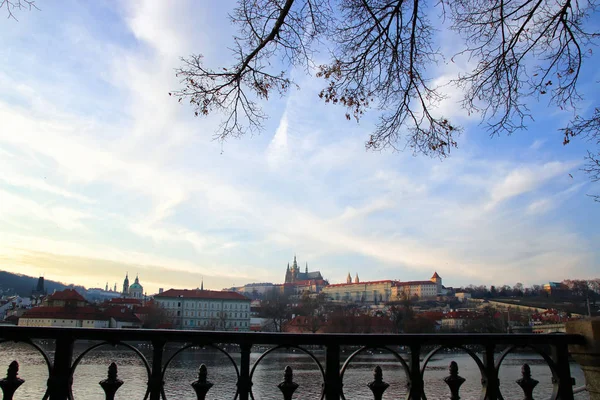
[354,273,360,283]
[346,272,352,284]
[122,273,129,295]
[291,255,298,282]
[430,272,442,295]
[285,263,292,283]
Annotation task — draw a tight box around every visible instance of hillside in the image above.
[0,270,85,297]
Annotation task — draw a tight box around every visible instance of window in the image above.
[178,302,181,307]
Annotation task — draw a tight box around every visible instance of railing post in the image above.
[238,344,252,400]
[483,344,499,400]
[408,344,423,400]
[567,318,600,400]
[551,343,575,400]
[325,344,341,400]
[148,339,165,400]
[48,336,74,400]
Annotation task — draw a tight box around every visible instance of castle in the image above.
[284,255,324,283]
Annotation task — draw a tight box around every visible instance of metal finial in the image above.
[516,363,539,400]
[191,364,213,400]
[367,365,389,400]
[444,361,466,400]
[99,362,123,400]
[0,361,25,400]
[278,366,299,400]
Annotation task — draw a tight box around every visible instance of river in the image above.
[0,341,589,399]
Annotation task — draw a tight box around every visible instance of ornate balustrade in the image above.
[0,326,590,400]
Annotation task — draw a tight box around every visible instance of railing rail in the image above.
[0,326,588,400]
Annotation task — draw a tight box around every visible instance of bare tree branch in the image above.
[173,0,600,189]
[1,0,38,21]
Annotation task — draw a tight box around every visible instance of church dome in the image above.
[129,283,142,290]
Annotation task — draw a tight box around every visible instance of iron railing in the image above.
[0,326,588,400]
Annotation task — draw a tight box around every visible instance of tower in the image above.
[291,255,298,282]
[122,273,129,295]
[430,272,442,295]
[354,273,360,284]
[285,263,292,283]
[346,272,352,284]
[305,262,308,274]
[105,282,108,292]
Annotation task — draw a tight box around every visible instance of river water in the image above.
[0,341,589,399]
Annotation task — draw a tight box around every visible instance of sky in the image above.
[0,0,598,295]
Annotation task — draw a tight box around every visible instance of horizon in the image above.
[0,1,599,295]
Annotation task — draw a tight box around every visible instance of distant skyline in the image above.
[0,1,599,295]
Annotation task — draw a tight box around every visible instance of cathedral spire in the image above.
[346,272,352,284]
[305,262,308,274]
[201,278,204,291]
[354,273,360,284]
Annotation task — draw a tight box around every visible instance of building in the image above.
[543,282,568,296]
[19,289,109,328]
[121,273,145,299]
[285,256,324,284]
[393,281,437,299]
[154,288,251,331]
[283,256,329,295]
[226,283,276,298]
[128,275,144,299]
[18,288,143,329]
[103,306,143,329]
[322,279,396,304]
[455,292,472,302]
[322,272,443,304]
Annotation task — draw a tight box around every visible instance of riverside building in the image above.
[154,287,251,331]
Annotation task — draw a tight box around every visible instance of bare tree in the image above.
[173,0,599,184]
[1,0,37,21]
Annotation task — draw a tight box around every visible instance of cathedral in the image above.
[122,273,144,299]
[284,255,324,283]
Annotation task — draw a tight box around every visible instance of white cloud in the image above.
[530,139,546,150]
[486,161,579,210]
[266,112,290,169]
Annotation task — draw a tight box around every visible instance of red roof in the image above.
[396,281,436,286]
[289,279,328,286]
[22,306,107,321]
[48,289,86,302]
[155,289,249,300]
[107,298,142,305]
[103,307,142,323]
[431,272,441,279]
[326,280,398,288]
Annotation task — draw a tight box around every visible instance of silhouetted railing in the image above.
[0,326,587,400]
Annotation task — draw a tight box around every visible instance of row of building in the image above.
[6,256,449,332]
[227,256,447,302]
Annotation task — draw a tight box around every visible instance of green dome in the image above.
[129,283,143,289]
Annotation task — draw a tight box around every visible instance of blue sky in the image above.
[0,0,598,294]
